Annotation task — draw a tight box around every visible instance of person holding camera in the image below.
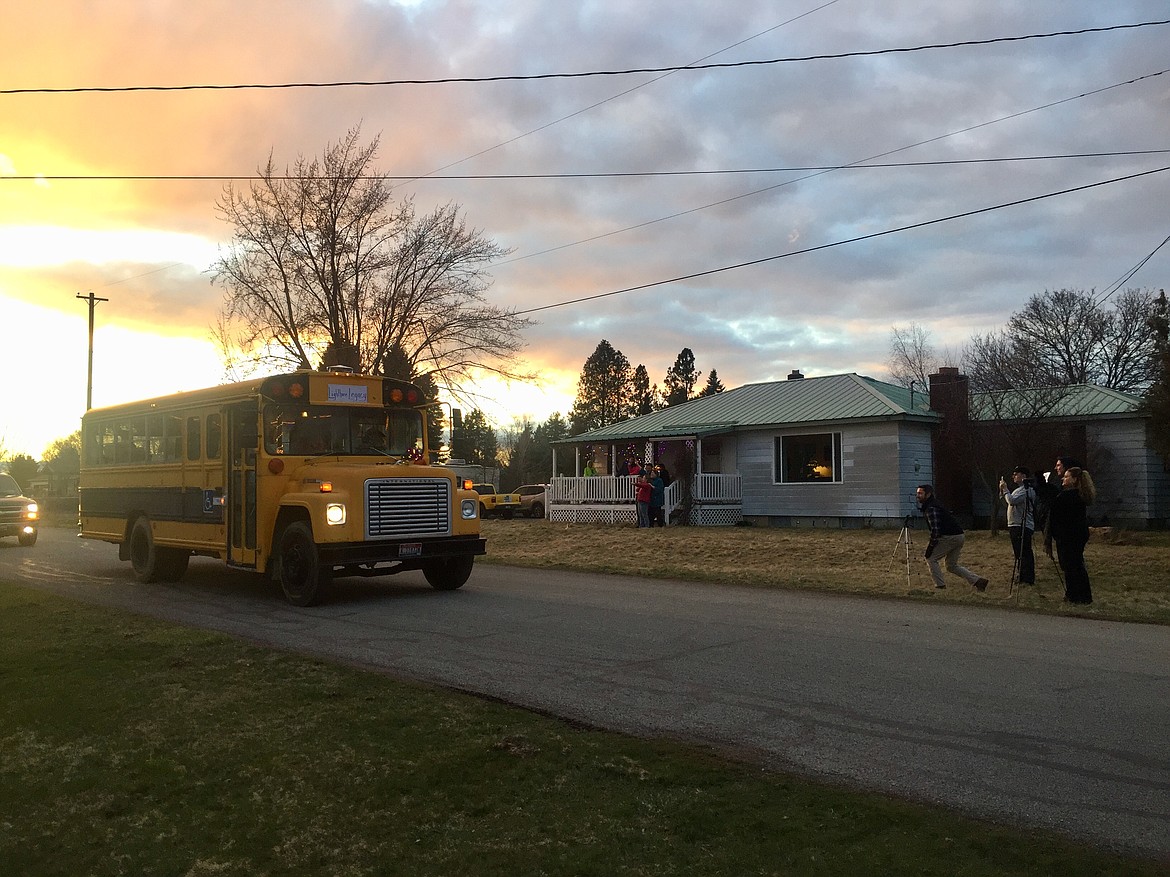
[1045,465,1096,605]
[1000,466,1036,585]
[916,484,989,592]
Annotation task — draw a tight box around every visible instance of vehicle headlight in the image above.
[26,502,38,520]
[325,503,347,525]
[461,499,478,520]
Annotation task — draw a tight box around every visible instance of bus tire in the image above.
[423,555,474,591]
[278,521,331,606]
[129,516,162,583]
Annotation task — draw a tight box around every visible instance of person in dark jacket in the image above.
[1045,466,1096,605]
[649,467,665,527]
[1035,455,1080,533]
[916,484,989,591]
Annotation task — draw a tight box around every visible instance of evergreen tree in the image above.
[631,364,657,416]
[6,454,38,492]
[531,413,571,477]
[697,369,725,397]
[1142,289,1170,465]
[570,340,632,433]
[499,417,535,489]
[449,408,498,468]
[662,347,701,407]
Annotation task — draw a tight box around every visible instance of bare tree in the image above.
[887,322,940,389]
[968,288,1156,393]
[212,127,532,395]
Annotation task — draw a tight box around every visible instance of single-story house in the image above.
[552,370,939,527]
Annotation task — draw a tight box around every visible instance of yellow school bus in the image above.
[79,368,485,605]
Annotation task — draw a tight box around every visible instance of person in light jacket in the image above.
[1000,466,1036,585]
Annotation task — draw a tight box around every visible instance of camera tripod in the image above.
[889,514,921,587]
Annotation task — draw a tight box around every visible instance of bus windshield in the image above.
[264,404,423,457]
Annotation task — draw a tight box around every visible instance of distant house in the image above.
[552,370,939,527]
[553,368,1170,529]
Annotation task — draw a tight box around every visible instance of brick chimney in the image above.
[928,367,972,515]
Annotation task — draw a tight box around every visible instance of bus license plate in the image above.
[398,543,422,558]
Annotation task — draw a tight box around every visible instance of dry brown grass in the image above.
[481,519,1170,625]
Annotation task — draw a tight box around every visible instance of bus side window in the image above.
[187,416,202,461]
[165,415,182,462]
[206,414,222,460]
[115,423,131,464]
[101,423,116,465]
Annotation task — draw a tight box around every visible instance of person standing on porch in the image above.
[649,467,665,527]
[916,484,989,592]
[634,472,653,528]
[583,461,595,477]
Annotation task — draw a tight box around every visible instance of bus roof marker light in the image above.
[389,388,404,403]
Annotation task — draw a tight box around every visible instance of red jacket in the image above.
[635,479,653,502]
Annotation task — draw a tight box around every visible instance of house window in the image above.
[776,433,842,483]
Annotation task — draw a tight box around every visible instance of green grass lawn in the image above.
[2,582,1166,876]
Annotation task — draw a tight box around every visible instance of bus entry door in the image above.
[228,405,258,568]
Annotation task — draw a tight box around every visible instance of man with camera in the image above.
[1000,466,1036,585]
[915,484,989,592]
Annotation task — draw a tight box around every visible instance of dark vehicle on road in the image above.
[0,473,39,546]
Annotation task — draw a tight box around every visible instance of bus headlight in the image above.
[325,503,347,526]
[461,499,478,520]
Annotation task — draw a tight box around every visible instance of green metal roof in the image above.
[557,373,938,444]
[970,384,1143,421]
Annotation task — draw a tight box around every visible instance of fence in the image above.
[548,474,741,526]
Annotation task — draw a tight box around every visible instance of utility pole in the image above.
[76,291,109,410]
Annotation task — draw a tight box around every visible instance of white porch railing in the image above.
[548,474,742,526]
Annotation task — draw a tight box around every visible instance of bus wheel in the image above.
[129,517,162,583]
[423,555,474,591]
[278,521,332,606]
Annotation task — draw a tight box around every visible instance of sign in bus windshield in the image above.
[327,383,369,404]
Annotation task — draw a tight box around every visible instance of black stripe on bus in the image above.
[80,487,225,525]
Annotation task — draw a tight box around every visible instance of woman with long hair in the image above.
[1044,466,1096,604]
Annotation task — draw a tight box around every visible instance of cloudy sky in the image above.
[2,0,1168,458]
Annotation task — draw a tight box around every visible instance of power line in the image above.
[499,66,1170,267]
[6,149,1170,182]
[391,0,843,184]
[4,21,1166,95]
[1096,234,1170,304]
[514,164,1170,316]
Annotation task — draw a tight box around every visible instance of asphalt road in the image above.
[3,528,1168,861]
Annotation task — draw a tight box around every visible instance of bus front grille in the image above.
[366,478,451,538]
